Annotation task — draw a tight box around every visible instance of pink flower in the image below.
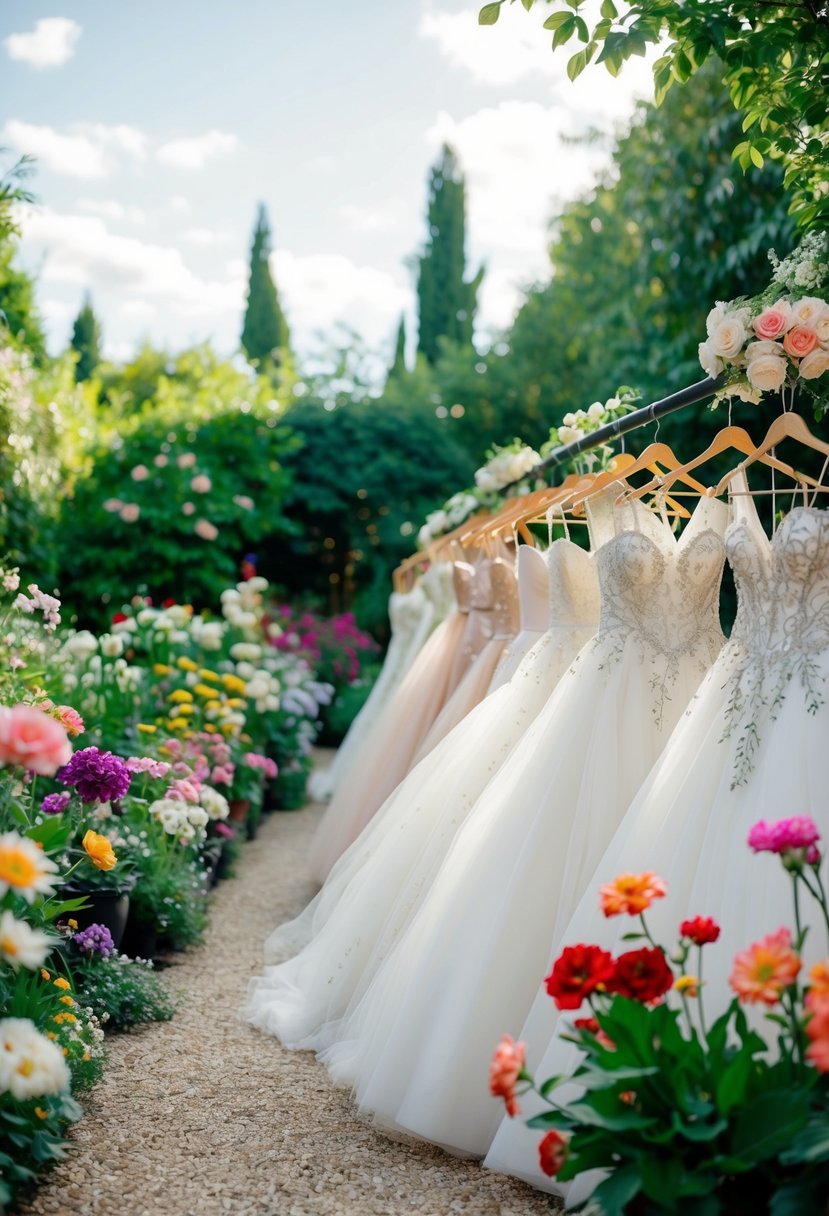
[210,764,234,786]
[783,326,818,360]
[131,465,150,481]
[126,756,171,778]
[748,816,821,857]
[0,705,72,776]
[153,454,168,468]
[51,706,85,738]
[176,452,197,469]
[190,474,212,494]
[168,778,201,803]
[489,1034,525,1117]
[730,927,801,1005]
[194,519,218,541]
[233,495,254,510]
[753,301,792,340]
[120,503,140,523]
[103,498,124,513]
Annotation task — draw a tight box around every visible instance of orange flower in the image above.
[809,960,829,996]
[729,928,801,1005]
[806,993,829,1071]
[53,977,71,991]
[489,1034,526,1118]
[674,975,700,998]
[82,830,117,872]
[599,871,667,918]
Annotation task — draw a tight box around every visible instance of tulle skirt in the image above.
[412,634,514,765]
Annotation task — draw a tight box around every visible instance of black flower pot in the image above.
[60,885,131,950]
[119,907,159,961]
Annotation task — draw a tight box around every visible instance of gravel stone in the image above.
[19,750,559,1215]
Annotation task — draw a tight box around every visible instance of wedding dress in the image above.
[488,545,557,692]
[243,535,601,1051]
[486,474,829,1196]
[306,558,482,882]
[309,563,455,802]
[411,553,519,763]
[325,488,729,1158]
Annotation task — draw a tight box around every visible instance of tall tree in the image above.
[416,145,484,364]
[387,313,408,381]
[69,292,102,382]
[241,204,290,369]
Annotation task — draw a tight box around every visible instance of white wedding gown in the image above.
[487,545,557,692]
[486,475,829,1198]
[309,563,455,802]
[323,488,729,1158]
[243,535,601,1051]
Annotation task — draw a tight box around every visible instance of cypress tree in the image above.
[69,292,102,382]
[388,313,408,380]
[241,204,290,369]
[416,144,484,365]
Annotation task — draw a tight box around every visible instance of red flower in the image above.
[572,1015,615,1050]
[111,612,128,624]
[608,947,674,1004]
[544,944,616,1010]
[538,1130,568,1178]
[489,1034,525,1117]
[679,916,721,946]
[162,597,176,608]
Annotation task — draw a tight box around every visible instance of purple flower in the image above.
[41,792,71,815]
[59,747,132,804]
[73,923,115,958]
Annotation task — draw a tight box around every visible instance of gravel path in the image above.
[20,757,558,1216]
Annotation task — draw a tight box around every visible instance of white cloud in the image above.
[2,119,147,178]
[168,195,192,215]
[420,5,556,87]
[156,131,239,170]
[338,203,400,234]
[119,300,156,321]
[76,198,146,225]
[182,227,234,247]
[4,17,81,69]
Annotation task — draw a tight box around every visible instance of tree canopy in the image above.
[241,203,291,370]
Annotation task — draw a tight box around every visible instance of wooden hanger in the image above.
[625,425,817,503]
[564,443,701,517]
[714,411,829,498]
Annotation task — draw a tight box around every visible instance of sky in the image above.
[1,0,654,367]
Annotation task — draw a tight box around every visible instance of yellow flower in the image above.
[46,1031,57,1041]
[220,722,238,736]
[34,1106,49,1120]
[174,703,195,716]
[137,723,157,735]
[193,683,216,699]
[674,975,701,998]
[53,1012,77,1025]
[168,688,194,704]
[41,968,51,981]
[58,995,75,1006]
[82,1051,90,1062]
[203,724,216,734]
[205,700,222,715]
[182,729,195,739]
[168,717,189,732]
[176,657,199,672]
[67,919,78,930]
[152,663,172,676]
[227,698,247,710]
[198,668,220,683]
[82,830,118,872]
[53,977,71,991]
[221,674,247,695]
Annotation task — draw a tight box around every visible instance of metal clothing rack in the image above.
[501,374,725,493]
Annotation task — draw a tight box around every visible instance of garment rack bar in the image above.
[504,375,725,492]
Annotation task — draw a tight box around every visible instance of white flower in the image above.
[0,833,59,903]
[99,633,124,658]
[746,339,786,363]
[136,608,158,626]
[0,1018,70,1099]
[815,313,829,347]
[587,402,605,422]
[708,313,747,360]
[557,424,582,445]
[746,353,788,393]
[790,296,829,329]
[230,643,262,662]
[799,348,829,380]
[0,911,54,969]
[187,807,209,830]
[562,412,577,426]
[724,381,762,406]
[61,631,98,660]
[199,785,229,821]
[705,302,728,337]
[698,340,724,380]
[245,577,269,593]
[198,623,224,651]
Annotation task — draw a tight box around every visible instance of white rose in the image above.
[746,354,788,393]
[745,340,786,363]
[725,381,762,405]
[705,302,728,337]
[99,633,123,658]
[799,348,829,380]
[816,313,829,347]
[0,1018,70,1099]
[790,296,829,328]
[587,402,605,422]
[698,341,724,379]
[557,425,581,445]
[708,314,746,360]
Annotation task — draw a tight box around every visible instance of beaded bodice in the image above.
[515,547,550,633]
[388,585,428,637]
[545,540,600,630]
[721,472,829,785]
[488,557,520,639]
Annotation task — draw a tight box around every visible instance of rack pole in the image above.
[509,375,725,490]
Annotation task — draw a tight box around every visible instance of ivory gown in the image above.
[486,475,829,1200]
[322,488,729,1158]
[488,544,559,692]
[306,556,488,882]
[309,563,455,803]
[243,534,601,1051]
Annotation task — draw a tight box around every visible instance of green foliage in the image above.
[69,294,102,384]
[388,313,408,381]
[241,203,291,371]
[70,950,175,1029]
[416,145,484,365]
[484,0,829,230]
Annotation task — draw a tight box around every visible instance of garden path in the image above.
[19,753,557,1216]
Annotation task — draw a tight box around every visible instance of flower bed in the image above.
[0,567,333,1206]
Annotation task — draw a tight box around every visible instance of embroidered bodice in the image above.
[545,540,600,630]
[388,585,428,639]
[721,471,829,784]
[419,562,456,623]
[515,546,550,633]
[585,485,728,724]
[488,557,520,640]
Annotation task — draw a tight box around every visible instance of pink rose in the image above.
[753,301,792,341]
[783,326,818,359]
[0,705,72,776]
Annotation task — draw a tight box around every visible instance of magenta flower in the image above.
[41,792,71,815]
[748,816,821,859]
[59,747,132,804]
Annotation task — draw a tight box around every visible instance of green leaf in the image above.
[520,0,534,10]
[543,11,572,30]
[771,1177,826,1216]
[552,15,576,48]
[591,1164,642,1216]
[573,15,589,42]
[781,1115,829,1165]
[749,145,764,168]
[573,1064,660,1091]
[640,1155,683,1202]
[478,2,503,25]
[567,47,588,78]
[600,0,617,16]
[715,1050,752,1114]
[731,1089,810,1163]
